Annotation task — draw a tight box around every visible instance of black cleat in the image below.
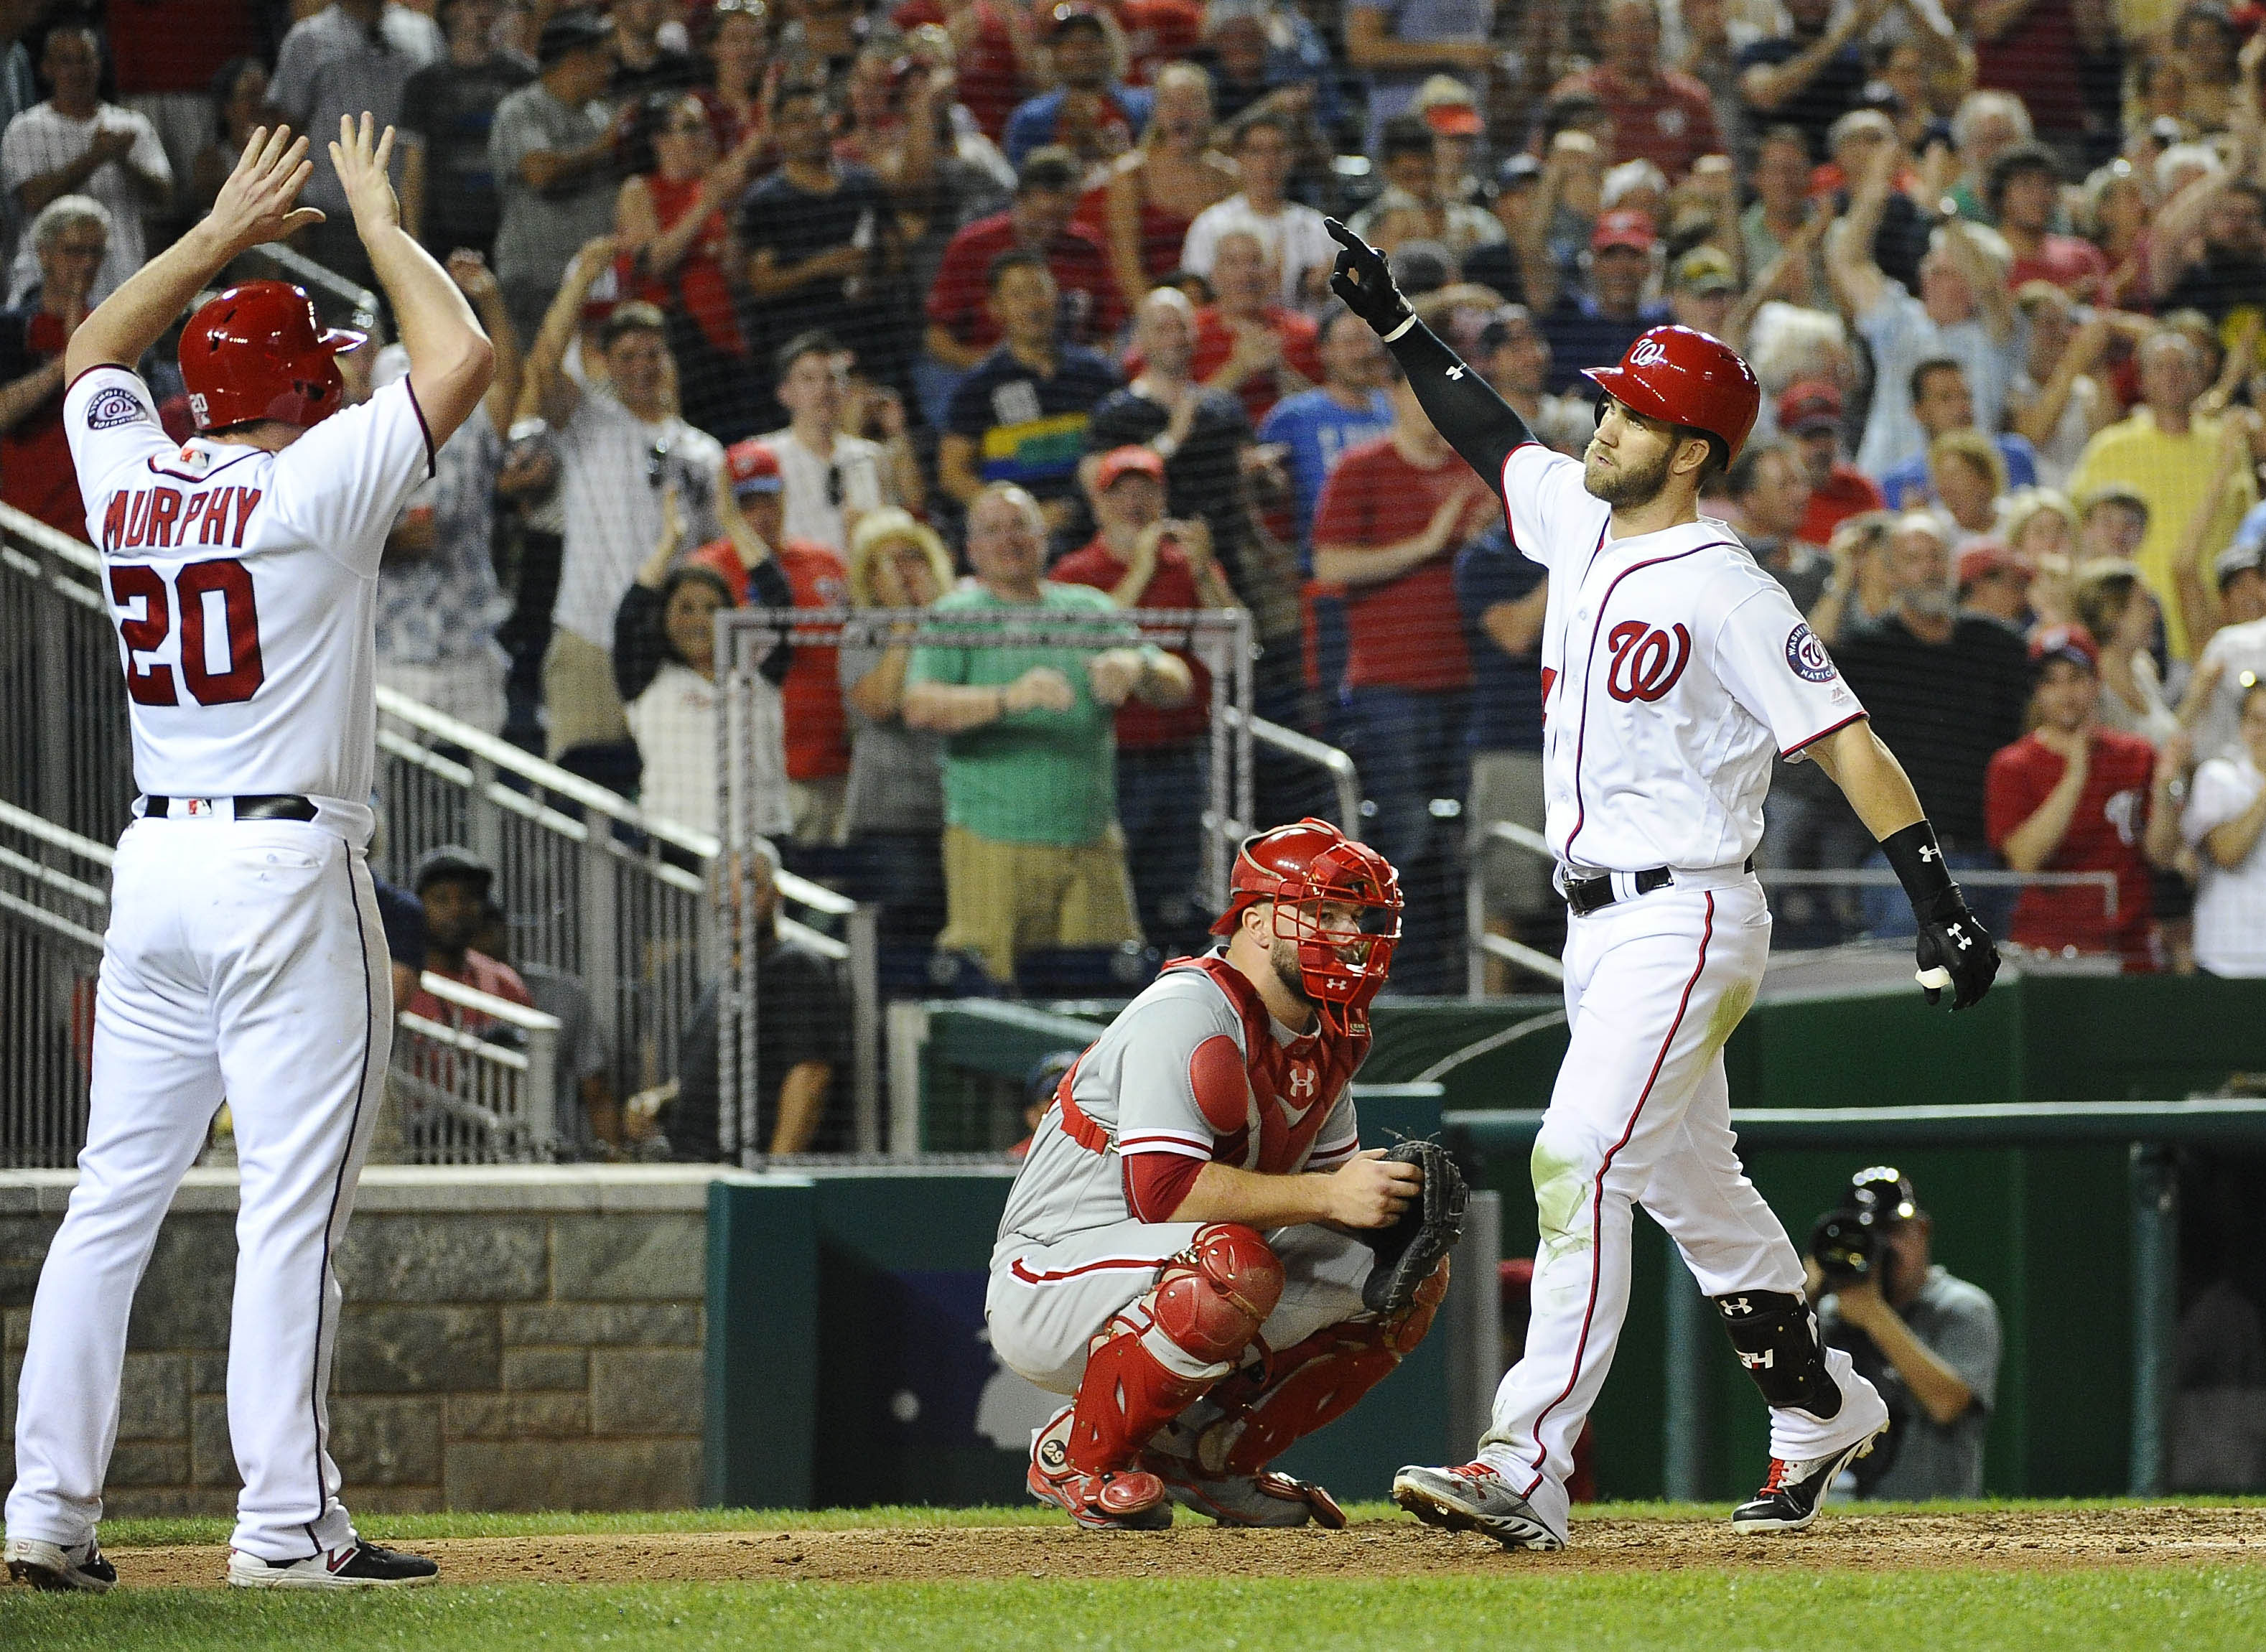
[6,1536,118,1592]
[228,1538,440,1588]
[1731,1426,1888,1533]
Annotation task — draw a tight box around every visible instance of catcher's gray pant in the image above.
[987,1219,1372,1394]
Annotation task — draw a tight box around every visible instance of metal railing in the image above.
[380,971,561,1165]
[1223,706,1362,834]
[0,506,136,846]
[373,688,881,1149]
[0,802,110,1167]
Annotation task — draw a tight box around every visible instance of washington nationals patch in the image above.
[1784,622,1837,683]
[85,386,145,431]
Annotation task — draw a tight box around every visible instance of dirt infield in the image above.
[110,1506,2266,1588]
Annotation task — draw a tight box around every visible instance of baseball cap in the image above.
[1671,245,1738,295]
[724,439,783,498]
[1477,303,1537,354]
[1591,209,1657,254]
[2214,540,2263,590]
[414,844,495,894]
[2028,621,2100,672]
[1776,380,1844,435]
[536,6,613,65]
[1094,444,1165,490]
[1496,151,1542,190]
[1957,541,2033,591]
[1415,74,1483,138]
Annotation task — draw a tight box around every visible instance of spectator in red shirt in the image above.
[406,846,536,1028]
[1990,143,2109,301]
[1985,624,2185,970]
[1310,353,1494,989]
[1779,380,1886,547]
[892,0,1044,143]
[1050,445,1239,946]
[1550,0,1724,182]
[686,440,856,845]
[0,196,106,538]
[925,145,1125,376]
[1189,226,1321,427]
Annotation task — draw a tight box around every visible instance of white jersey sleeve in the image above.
[262,379,437,579]
[62,366,176,521]
[1711,579,1868,758]
[1500,442,1606,573]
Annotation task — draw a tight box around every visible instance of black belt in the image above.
[1565,857,1755,916]
[141,794,318,821]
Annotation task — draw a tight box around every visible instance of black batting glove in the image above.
[1881,821,2001,1009]
[1911,887,2000,1009]
[1325,218,1413,336]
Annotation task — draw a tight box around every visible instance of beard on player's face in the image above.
[1583,434,1674,507]
[1269,934,1313,1004]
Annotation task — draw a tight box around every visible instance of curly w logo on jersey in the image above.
[1604,620,1692,702]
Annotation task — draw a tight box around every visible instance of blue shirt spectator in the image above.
[1002,8,1151,167]
[1878,433,2039,511]
[1258,382,1394,560]
[1537,290,1672,396]
[1454,526,1547,755]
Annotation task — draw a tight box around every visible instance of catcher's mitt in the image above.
[1361,1139,1468,1317]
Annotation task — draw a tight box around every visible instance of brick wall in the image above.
[1,1167,727,1517]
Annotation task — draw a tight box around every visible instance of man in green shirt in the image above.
[905,483,1193,982]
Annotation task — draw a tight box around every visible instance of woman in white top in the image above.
[2183,676,2266,977]
[624,564,738,836]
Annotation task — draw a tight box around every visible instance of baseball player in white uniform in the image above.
[5,119,495,1592]
[1320,221,2002,1549]
[988,820,1452,1531]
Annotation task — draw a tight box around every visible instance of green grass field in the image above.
[4,1502,2262,1652]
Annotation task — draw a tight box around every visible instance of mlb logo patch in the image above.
[87,386,146,431]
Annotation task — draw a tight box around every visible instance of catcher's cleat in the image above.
[1028,1407,1173,1531]
[1391,1461,1565,1551]
[1730,1424,1888,1534]
[6,1536,117,1593]
[1140,1451,1348,1529]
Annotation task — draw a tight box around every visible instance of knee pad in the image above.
[1149,1223,1282,1366]
[1714,1289,1842,1418]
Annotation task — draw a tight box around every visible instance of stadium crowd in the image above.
[11,0,2266,1062]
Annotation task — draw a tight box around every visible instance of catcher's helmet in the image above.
[179,281,365,434]
[1211,818,1401,1034]
[1582,324,1761,459]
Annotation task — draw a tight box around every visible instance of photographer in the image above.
[1807,1167,2002,1499]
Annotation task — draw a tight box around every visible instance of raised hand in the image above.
[445,248,500,304]
[330,111,401,239]
[1324,218,1412,336]
[205,124,324,256]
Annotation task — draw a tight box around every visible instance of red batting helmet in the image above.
[179,281,365,434]
[1211,818,1402,1034]
[1582,325,1761,459]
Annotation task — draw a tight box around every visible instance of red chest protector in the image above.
[1053,956,1370,1175]
[1163,955,1369,1175]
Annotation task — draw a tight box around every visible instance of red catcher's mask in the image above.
[1212,819,1402,1034]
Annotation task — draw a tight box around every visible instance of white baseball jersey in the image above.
[64,365,436,831]
[1501,444,1868,874]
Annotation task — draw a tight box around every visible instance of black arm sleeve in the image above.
[1382,319,1540,493]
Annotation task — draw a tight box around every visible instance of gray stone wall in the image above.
[2,1167,726,1517]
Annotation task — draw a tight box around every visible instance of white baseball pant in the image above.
[6,816,392,1563]
[988,1219,1374,1394]
[1477,879,1881,1536]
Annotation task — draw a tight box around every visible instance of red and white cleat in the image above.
[1027,1407,1173,1531]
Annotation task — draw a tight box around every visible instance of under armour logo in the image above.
[1445,365,1467,381]
[1918,844,1939,863]
[1738,1349,1776,1370]
[1948,923,1972,951]
[1287,1065,1318,1099]
[1724,1296,1750,1315]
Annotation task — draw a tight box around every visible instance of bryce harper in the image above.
[1320,219,2002,1549]
[988,820,1465,1530]
[5,118,493,1591]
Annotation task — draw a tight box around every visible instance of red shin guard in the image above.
[1066,1224,1283,1475]
[1205,1256,1450,1475]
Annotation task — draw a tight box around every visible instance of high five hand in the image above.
[1325,218,1412,335]
[207,125,325,256]
[330,111,401,238]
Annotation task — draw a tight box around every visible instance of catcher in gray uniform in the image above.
[987,819,1466,1531]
